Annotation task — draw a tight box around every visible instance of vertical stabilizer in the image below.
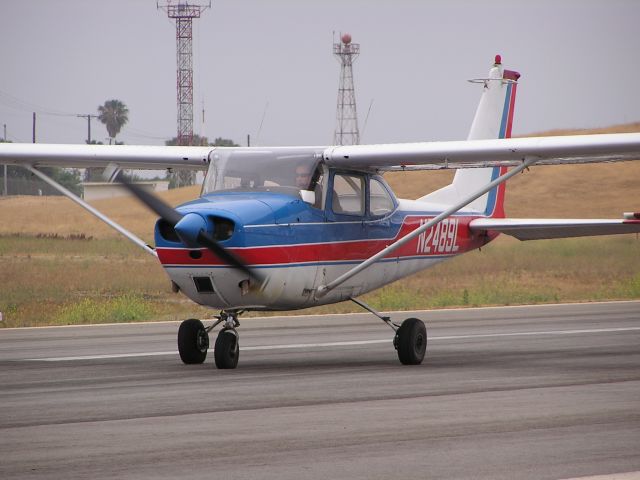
[420,55,520,217]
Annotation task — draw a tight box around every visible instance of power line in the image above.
[0,89,77,117]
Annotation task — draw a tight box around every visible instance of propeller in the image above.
[114,170,260,281]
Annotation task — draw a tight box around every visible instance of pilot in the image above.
[295,162,325,209]
[295,164,312,190]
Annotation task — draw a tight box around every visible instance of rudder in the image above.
[420,55,520,217]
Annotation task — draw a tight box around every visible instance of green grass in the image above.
[54,294,155,325]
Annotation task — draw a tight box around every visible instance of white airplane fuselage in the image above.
[156,176,499,311]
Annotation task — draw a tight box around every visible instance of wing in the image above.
[0,143,212,170]
[469,217,640,241]
[322,133,640,171]
[3,132,639,171]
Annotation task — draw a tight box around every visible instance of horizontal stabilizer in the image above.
[469,217,640,241]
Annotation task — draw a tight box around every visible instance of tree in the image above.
[165,134,212,147]
[212,137,239,147]
[1,138,82,196]
[97,99,129,144]
[89,100,128,181]
[0,164,82,196]
[165,135,239,147]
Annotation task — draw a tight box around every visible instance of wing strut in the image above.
[315,157,538,298]
[23,165,157,257]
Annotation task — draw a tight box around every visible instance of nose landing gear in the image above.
[177,310,242,369]
[213,312,240,369]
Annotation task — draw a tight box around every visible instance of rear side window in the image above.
[370,178,394,216]
[332,173,365,216]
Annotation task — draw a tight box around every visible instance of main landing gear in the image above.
[177,311,242,369]
[350,298,427,365]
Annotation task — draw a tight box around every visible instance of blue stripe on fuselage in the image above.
[484,82,513,216]
[155,192,467,249]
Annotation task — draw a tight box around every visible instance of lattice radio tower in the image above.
[158,1,210,146]
[333,33,360,145]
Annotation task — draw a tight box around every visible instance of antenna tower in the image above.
[333,33,360,145]
[158,1,210,146]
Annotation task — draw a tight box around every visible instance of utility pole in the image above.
[32,112,36,143]
[77,114,99,144]
[2,124,6,196]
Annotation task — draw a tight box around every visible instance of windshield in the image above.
[201,147,324,195]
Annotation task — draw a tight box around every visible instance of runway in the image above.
[1,301,639,479]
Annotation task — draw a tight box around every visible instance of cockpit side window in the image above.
[332,173,365,216]
[201,147,323,196]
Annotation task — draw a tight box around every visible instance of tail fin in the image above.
[420,55,520,217]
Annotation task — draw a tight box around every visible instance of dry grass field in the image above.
[1,123,639,327]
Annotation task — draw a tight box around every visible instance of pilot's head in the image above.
[295,164,312,189]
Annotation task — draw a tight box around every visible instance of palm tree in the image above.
[97,99,129,144]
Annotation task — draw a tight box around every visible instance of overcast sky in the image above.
[1,0,639,147]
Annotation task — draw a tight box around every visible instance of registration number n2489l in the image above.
[416,218,460,254]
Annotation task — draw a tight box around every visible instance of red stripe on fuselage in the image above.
[156,216,489,267]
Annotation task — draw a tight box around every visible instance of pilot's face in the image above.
[295,167,311,189]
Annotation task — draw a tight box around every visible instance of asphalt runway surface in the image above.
[1,301,639,480]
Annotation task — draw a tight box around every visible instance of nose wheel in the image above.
[177,311,242,369]
[214,328,239,369]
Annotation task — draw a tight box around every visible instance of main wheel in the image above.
[394,318,427,365]
[178,318,209,364]
[214,329,239,369]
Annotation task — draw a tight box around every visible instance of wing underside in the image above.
[1,133,639,171]
[0,143,213,170]
[322,133,640,171]
[469,217,640,241]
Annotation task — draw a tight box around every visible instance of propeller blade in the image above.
[115,171,261,282]
[118,173,183,226]
[196,230,262,282]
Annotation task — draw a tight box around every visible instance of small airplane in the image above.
[2,55,640,369]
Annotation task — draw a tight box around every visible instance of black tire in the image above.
[178,319,209,364]
[394,318,427,365]
[214,329,239,369]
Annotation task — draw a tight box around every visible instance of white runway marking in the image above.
[557,471,640,480]
[20,325,640,362]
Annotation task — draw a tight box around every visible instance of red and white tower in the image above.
[158,1,210,146]
[333,33,360,146]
